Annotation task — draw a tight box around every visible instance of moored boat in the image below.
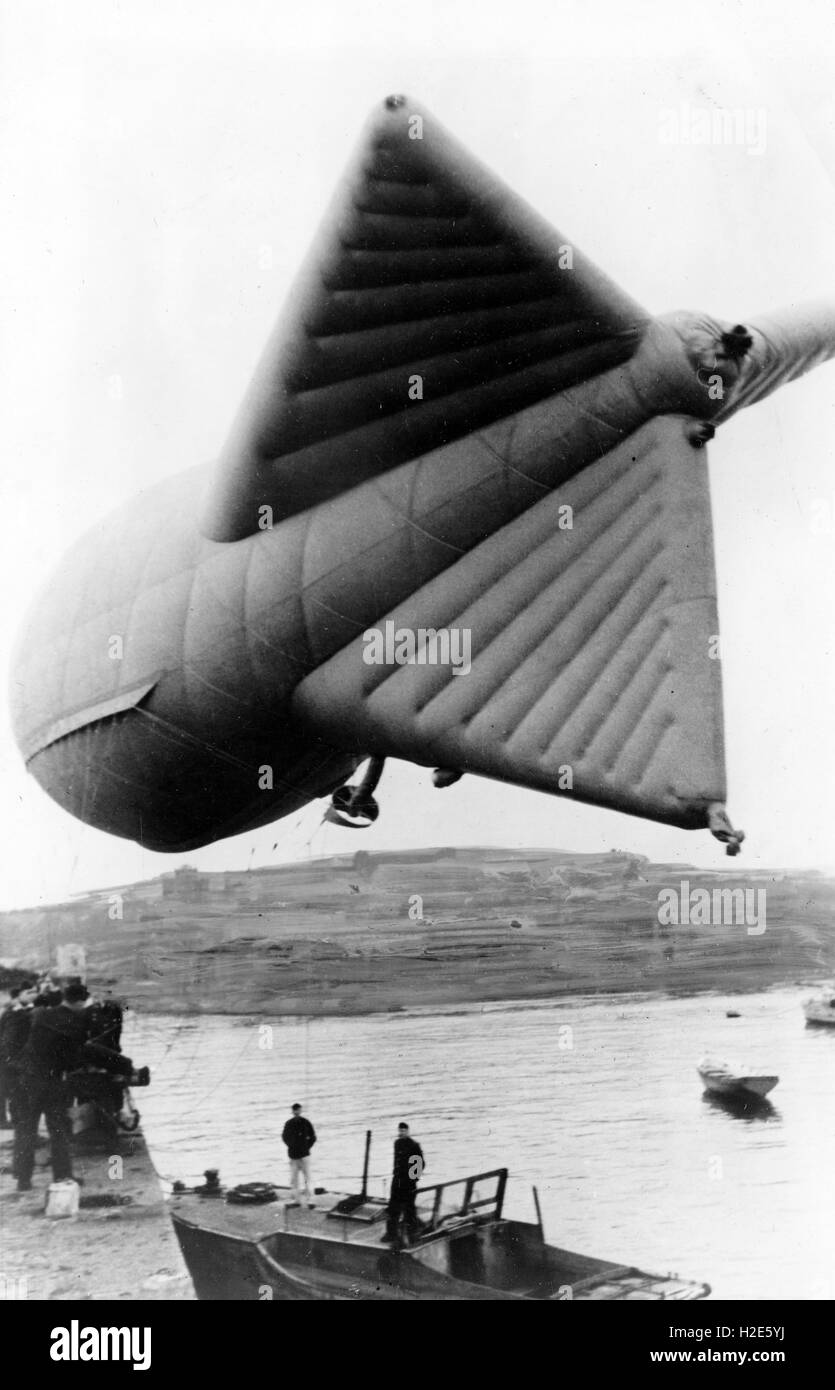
[170,1162,709,1302]
[696,1055,778,1099]
[803,987,835,1025]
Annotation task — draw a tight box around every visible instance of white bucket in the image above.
[70,1102,96,1136]
[45,1179,80,1219]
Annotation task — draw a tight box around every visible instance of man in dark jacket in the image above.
[12,982,134,1192]
[383,1122,425,1244]
[0,984,36,1126]
[281,1103,316,1206]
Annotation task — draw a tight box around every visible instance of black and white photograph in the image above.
[1,0,833,1360]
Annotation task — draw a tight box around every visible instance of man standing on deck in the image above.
[383,1122,425,1244]
[282,1102,316,1207]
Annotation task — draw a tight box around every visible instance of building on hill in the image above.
[161,866,209,898]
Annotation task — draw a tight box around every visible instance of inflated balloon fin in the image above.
[294,415,733,833]
[201,95,648,541]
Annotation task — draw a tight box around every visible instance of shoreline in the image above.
[123,972,829,1023]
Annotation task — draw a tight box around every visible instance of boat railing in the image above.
[413,1167,508,1234]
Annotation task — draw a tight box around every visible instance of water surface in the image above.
[125,986,835,1300]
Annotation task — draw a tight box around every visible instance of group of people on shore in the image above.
[281,1103,426,1243]
[0,975,141,1193]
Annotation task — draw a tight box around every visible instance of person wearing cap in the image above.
[33,974,63,1009]
[281,1103,317,1206]
[12,981,135,1193]
[382,1122,426,1244]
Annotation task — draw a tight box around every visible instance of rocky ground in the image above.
[0,1121,193,1301]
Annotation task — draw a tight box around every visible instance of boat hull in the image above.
[170,1193,709,1302]
[804,1000,835,1025]
[698,1068,778,1099]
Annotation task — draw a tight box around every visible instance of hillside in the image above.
[1,847,833,1015]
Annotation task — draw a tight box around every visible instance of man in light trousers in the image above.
[282,1102,316,1206]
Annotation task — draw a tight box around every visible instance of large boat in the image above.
[697,1055,778,1100]
[803,987,835,1026]
[170,1161,709,1301]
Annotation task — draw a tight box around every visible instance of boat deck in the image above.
[171,1186,391,1248]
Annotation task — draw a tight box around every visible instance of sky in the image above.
[1,0,834,909]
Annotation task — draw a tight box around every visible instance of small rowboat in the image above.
[697,1056,778,1099]
[803,988,835,1026]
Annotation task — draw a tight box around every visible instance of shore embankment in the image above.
[0,1117,193,1301]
